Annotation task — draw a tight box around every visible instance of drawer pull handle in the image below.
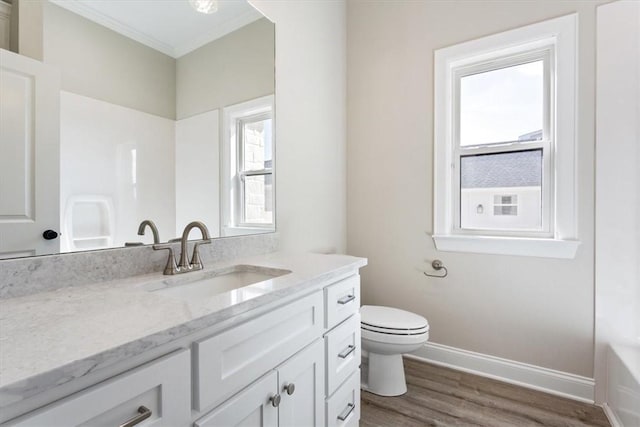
[337,403,355,421]
[284,383,296,395]
[338,345,356,359]
[119,406,152,427]
[270,393,282,407]
[337,295,355,305]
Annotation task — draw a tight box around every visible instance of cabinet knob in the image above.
[270,393,281,407]
[284,383,296,395]
[42,230,59,240]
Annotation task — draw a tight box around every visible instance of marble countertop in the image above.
[0,252,367,407]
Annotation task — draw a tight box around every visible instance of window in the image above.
[433,15,580,258]
[238,113,273,225]
[456,47,551,236]
[222,95,275,235]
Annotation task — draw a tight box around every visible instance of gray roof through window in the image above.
[461,149,542,188]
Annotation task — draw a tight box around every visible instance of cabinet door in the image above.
[278,339,325,427]
[195,371,278,427]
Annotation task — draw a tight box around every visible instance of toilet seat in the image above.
[361,305,429,345]
[361,305,429,332]
[362,324,429,335]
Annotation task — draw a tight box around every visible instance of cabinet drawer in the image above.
[324,275,360,330]
[326,369,360,427]
[194,291,324,411]
[5,350,191,427]
[325,314,361,396]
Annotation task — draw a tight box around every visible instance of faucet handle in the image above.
[190,239,211,269]
[153,243,179,275]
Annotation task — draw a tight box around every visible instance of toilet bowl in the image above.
[361,305,429,396]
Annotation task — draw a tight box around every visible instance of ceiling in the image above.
[49,0,265,58]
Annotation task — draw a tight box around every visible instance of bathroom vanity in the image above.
[0,252,366,427]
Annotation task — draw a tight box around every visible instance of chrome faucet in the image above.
[137,220,160,244]
[153,221,211,275]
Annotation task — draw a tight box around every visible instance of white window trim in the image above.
[221,95,275,236]
[433,14,580,259]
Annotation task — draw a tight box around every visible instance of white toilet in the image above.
[360,305,429,396]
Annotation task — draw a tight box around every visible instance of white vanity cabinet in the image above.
[1,269,363,427]
[5,350,191,427]
[194,273,362,427]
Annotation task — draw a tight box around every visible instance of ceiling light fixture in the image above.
[189,0,218,14]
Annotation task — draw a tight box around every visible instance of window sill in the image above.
[432,234,580,259]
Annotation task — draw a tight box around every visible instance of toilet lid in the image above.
[361,305,429,332]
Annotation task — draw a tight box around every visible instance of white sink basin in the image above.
[147,265,291,305]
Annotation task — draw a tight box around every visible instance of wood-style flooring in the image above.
[361,358,610,427]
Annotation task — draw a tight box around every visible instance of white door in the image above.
[0,49,60,258]
[195,371,279,427]
[278,339,325,427]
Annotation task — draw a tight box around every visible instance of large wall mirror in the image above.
[0,0,275,259]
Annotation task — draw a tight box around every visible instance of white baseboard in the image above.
[408,342,595,403]
[602,403,623,427]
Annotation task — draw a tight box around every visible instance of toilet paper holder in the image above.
[424,259,448,278]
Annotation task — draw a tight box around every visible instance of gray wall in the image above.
[176,18,275,120]
[347,0,605,377]
[42,2,176,119]
[38,4,274,121]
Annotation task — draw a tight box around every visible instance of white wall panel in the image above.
[595,0,640,407]
[60,92,175,250]
[175,110,220,238]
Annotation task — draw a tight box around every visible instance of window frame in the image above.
[433,14,580,258]
[221,95,275,236]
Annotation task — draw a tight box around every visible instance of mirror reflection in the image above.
[0,0,275,258]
